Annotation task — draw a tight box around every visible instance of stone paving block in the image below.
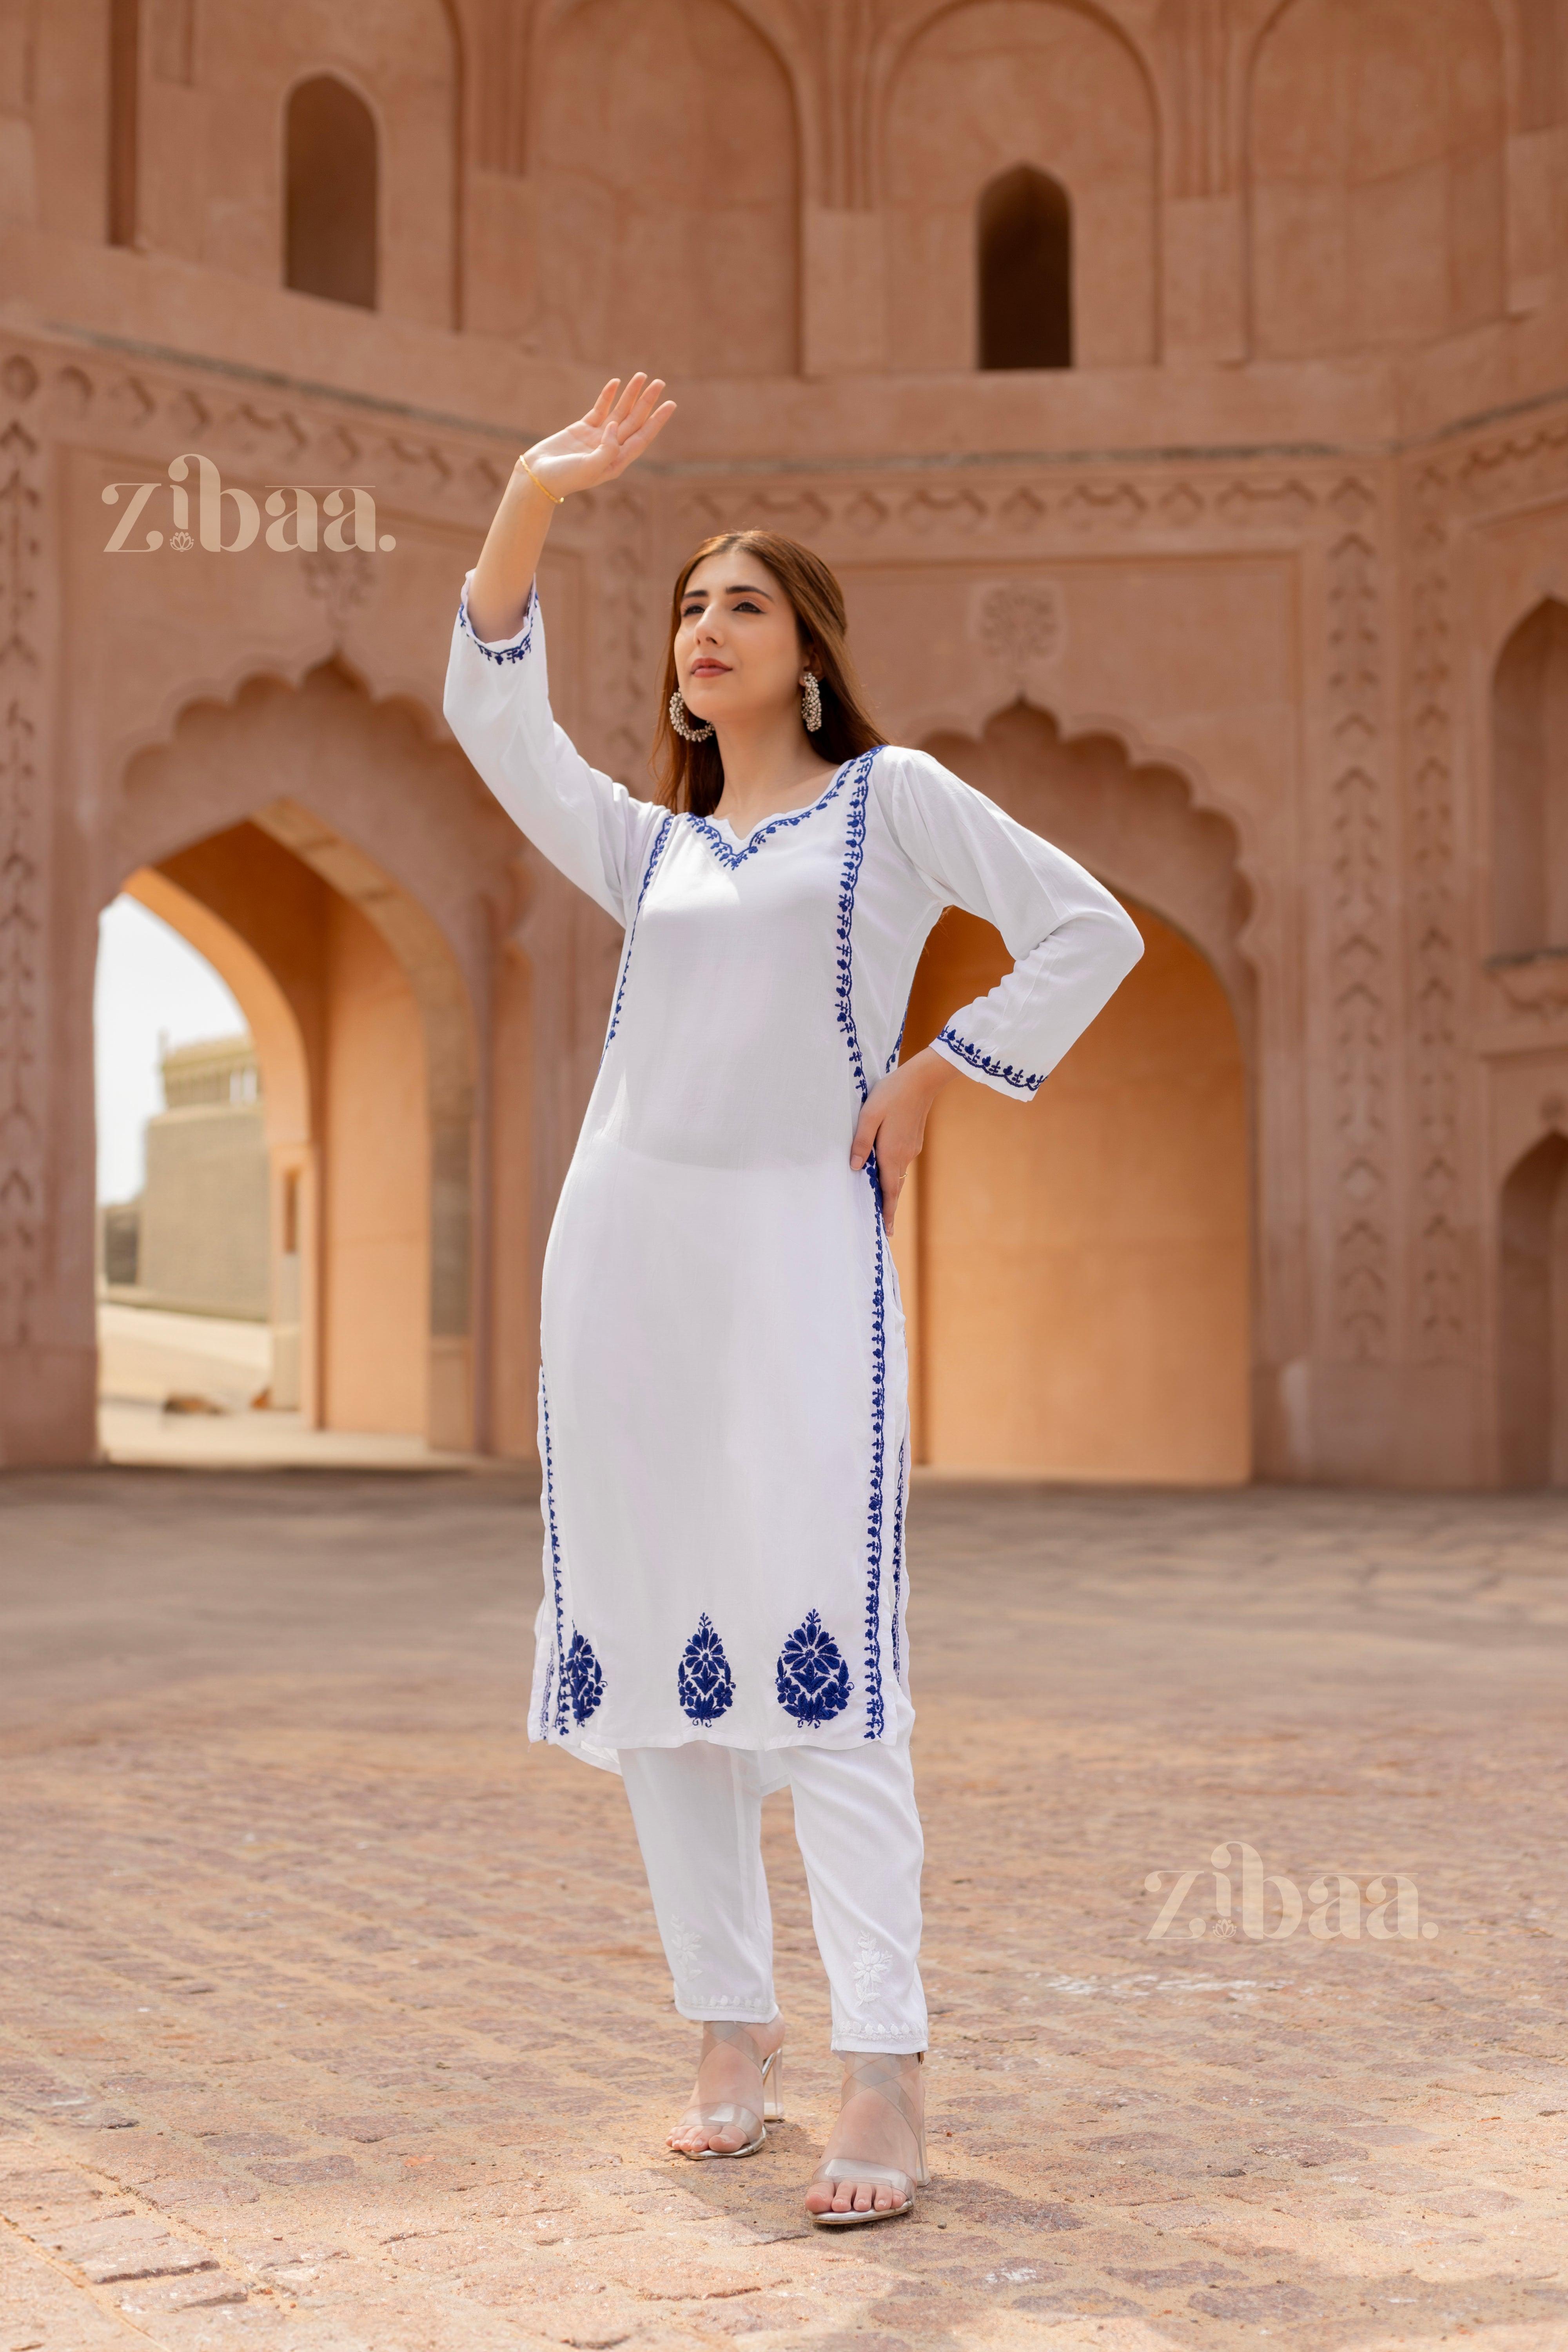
[0,1470,1566,2349]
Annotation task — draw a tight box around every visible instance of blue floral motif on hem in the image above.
[566,1628,605,1726]
[677,1613,736,1723]
[538,1371,569,1737]
[776,1611,853,1727]
[603,812,674,1056]
[935,1025,1046,1095]
[457,579,537,665]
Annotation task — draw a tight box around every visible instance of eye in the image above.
[732,598,762,613]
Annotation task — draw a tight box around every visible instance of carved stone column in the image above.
[0,347,96,1465]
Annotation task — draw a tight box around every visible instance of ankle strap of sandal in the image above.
[703,2020,773,2062]
[834,2050,924,2134]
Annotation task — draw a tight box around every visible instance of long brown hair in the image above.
[651,531,886,816]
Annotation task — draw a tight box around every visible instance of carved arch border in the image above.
[898,680,1270,993]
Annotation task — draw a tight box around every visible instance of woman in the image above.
[444,374,1143,2228]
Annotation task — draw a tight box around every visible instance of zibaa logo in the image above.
[102,453,395,554]
[1145,1842,1437,1942]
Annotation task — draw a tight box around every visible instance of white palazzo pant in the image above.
[617,1731,928,2055]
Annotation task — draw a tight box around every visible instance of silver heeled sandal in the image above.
[807,2050,927,2226]
[669,2020,785,2161]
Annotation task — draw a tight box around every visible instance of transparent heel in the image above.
[670,2021,784,2161]
[807,2050,927,2228]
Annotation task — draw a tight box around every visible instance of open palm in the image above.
[527,375,675,499]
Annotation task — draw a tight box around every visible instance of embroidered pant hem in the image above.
[617,1728,927,2055]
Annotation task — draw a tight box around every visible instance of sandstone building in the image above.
[98,1033,272,1328]
[2,0,1567,1486]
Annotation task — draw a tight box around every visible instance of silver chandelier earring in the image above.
[800,671,824,733]
[668,687,715,744]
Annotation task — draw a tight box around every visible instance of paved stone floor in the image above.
[0,1470,1564,2352]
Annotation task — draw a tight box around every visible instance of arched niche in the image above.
[882,0,1158,371]
[978,164,1073,368]
[533,0,799,374]
[1491,598,1568,960]
[111,661,485,1452]
[285,73,379,309]
[1247,0,1506,358]
[902,897,1250,1482]
[1498,1130,1568,1487]
[891,703,1253,1483]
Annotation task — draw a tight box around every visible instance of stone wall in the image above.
[2,0,1566,1481]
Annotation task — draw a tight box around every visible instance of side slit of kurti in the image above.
[539,1370,569,1738]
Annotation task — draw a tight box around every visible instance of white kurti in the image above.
[443,572,1144,1785]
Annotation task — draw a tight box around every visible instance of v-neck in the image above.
[688,752,876,871]
[713,760,851,842]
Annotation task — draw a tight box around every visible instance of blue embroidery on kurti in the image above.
[935,1024,1046,1094]
[603,812,674,1056]
[457,579,537,664]
[890,1431,907,1683]
[566,1629,605,1725]
[538,1371,570,1737]
[687,754,863,871]
[776,1611,853,1726]
[832,752,881,1100]
[862,1156,887,1738]
[677,1613,736,1723]
[830,750,894,1741]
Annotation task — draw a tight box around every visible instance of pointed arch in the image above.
[1498,1129,1568,1486]
[110,656,493,1452]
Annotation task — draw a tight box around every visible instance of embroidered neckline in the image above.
[688,749,880,869]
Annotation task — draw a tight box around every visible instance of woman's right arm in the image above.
[443,375,676,924]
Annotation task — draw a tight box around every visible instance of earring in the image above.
[669,687,715,744]
[800,671,823,733]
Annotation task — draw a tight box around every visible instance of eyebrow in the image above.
[681,580,775,601]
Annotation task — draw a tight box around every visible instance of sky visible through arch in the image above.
[94,896,247,1205]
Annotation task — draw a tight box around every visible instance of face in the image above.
[675,552,811,729]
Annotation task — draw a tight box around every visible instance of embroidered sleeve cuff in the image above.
[456,571,538,664]
[930,1027,1047,1099]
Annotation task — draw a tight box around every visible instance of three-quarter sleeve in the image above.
[442,568,666,926]
[877,745,1144,1100]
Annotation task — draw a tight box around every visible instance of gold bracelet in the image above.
[520,455,564,506]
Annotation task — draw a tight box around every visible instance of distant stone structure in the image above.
[96,1034,271,1323]
[138,1036,269,1321]
[3,0,1567,1485]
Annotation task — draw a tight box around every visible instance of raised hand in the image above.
[524,375,677,501]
